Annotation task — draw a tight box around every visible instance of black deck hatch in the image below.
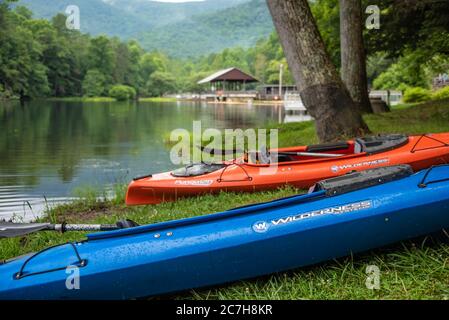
[312,165,414,196]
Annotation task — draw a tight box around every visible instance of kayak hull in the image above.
[1,166,449,300]
[126,133,449,205]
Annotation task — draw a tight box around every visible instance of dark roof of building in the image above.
[198,67,259,84]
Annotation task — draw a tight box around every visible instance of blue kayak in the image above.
[1,165,449,300]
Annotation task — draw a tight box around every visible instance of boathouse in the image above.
[197,67,259,101]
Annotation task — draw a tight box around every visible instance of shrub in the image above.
[0,84,15,99]
[109,85,136,101]
[83,70,106,97]
[432,86,449,101]
[371,53,428,90]
[403,87,432,103]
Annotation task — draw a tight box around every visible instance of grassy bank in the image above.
[1,99,449,300]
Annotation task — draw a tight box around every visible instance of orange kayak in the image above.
[126,133,449,206]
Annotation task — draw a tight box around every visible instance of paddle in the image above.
[277,152,344,158]
[198,145,345,159]
[0,220,139,239]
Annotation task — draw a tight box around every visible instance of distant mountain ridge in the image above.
[15,0,148,38]
[103,0,250,28]
[15,0,274,58]
[138,0,274,58]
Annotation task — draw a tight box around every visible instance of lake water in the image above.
[0,100,311,221]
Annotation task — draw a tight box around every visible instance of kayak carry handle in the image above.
[217,162,253,183]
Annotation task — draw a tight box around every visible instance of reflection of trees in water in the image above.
[0,101,277,187]
[209,104,278,128]
[0,101,161,186]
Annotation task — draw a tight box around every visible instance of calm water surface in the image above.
[0,100,311,221]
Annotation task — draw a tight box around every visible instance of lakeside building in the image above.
[195,67,403,106]
[197,67,259,102]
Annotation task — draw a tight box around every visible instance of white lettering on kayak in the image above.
[252,200,373,233]
[271,200,373,226]
[331,159,389,173]
[174,180,213,186]
[253,200,373,233]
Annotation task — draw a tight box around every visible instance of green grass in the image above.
[186,236,449,300]
[270,98,449,147]
[1,99,449,300]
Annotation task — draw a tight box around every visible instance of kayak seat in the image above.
[248,152,260,164]
[248,152,293,164]
[311,165,414,196]
[307,141,350,153]
[277,154,295,163]
[356,134,409,155]
[248,146,276,164]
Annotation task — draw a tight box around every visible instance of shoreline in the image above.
[2,96,286,106]
[201,100,284,106]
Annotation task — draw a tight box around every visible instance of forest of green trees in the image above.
[0,0,287,100]
[0,1,179,99]
[170,0,449,99]
[1,0,448,100]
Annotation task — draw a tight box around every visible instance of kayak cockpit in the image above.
[245,143,355,164]
[165,135,410,176]
[355,134,409,155]
[171,163,226,178]
[246,134,409,164]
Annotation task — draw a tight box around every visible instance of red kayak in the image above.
[126,133,449,205]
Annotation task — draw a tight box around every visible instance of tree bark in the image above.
[340,0,373,114]
[267,0,369,142]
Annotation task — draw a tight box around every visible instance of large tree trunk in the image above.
[340,0,373,114]
[267,0,369,142]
